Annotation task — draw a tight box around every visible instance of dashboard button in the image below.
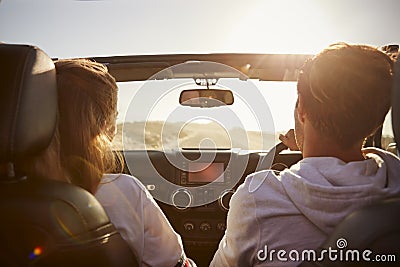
[217,222,226,232]
[218,189,235,211]
[199,222,211,232]
[171,188,192,210]
[146,184,156,191]
[183,222,195,232]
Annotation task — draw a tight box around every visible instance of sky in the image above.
[0,0,398,135]
[1,0,400,58]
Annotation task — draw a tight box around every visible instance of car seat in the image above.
[0,43,138,267]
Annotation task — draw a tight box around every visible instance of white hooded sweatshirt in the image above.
[210,148,400,267]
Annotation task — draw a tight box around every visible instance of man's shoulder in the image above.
[244,170,283,192]
[233,170,293,207]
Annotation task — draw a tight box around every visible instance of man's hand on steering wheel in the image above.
[279,129,300,151]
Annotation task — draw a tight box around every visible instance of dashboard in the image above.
[122,148,302,265]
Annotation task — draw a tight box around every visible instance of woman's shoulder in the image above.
[102,173,135,182]
[100,173,149,195]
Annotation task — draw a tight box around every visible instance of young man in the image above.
[210,43,400,266]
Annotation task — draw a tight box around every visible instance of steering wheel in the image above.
[255,141,288,172]
[273,141,289,155]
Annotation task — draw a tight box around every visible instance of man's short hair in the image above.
[297,43,394,148]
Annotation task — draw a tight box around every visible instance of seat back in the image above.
[299,198,400,267]
[0,43,138,267]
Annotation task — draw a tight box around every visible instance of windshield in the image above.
[113,79,297,150]
[112,79,395,151]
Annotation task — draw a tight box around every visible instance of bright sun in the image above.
[225,1,336,54]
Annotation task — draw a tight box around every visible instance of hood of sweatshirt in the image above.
[279,148,400,234]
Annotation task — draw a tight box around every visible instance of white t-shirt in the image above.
[95,173,184,267]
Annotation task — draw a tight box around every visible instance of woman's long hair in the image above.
[55,59,121,193]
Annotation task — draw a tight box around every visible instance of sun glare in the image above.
[225,1,335,54]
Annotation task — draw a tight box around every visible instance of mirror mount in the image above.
[194,78,219,88]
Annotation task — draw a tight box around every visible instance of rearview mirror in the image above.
[179,89,234,107]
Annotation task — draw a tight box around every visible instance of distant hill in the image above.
[112,121,396,152]
[112,121,277,150]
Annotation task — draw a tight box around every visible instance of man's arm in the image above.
[210,178,260,266]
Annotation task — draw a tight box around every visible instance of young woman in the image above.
[55,59,194,267]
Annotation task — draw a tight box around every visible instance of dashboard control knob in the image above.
[183,222,195,232]
[218,189,235,211]
[172,188,192,210]
[217,222,226,232]
[199,222,211,232]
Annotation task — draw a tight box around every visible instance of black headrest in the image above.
[0,44,57,163]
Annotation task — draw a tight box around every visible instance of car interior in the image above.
[0,40,400,266]
[0,38,399,267]
[0,38,400,266]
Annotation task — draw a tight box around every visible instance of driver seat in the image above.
[0,43,138,267]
